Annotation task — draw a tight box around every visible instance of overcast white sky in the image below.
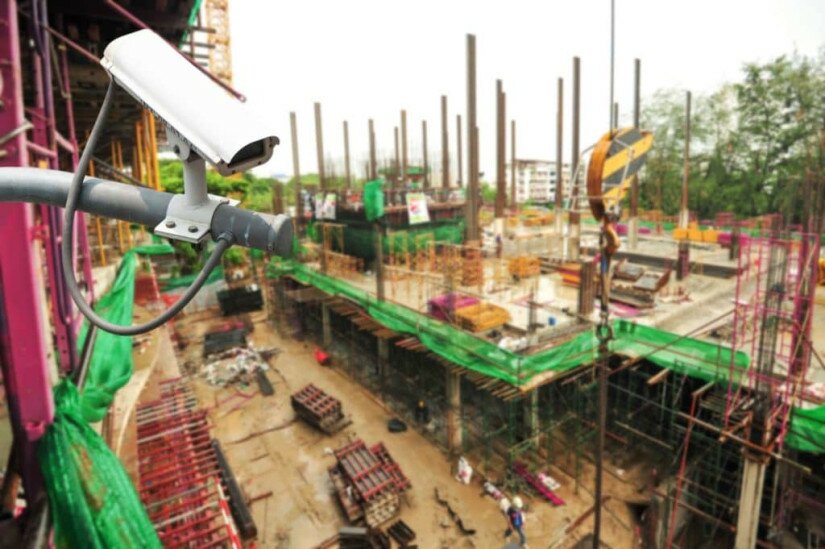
[229,0,824,181]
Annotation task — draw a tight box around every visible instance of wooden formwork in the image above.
[291,384,351,434]
[329,439,410,527]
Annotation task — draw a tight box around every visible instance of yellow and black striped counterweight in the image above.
[586,127,653,221]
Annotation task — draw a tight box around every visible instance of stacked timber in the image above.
[454,302,511,332]
[291,384,351,434]
[508,256,540,279]
[329,439,411,527]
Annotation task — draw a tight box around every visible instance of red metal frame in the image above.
[136,379,241,548]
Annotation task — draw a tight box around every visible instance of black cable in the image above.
[61,80,234,335]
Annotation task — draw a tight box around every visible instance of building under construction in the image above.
[0,2,823,549]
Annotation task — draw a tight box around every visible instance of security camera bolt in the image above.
[188,225,198,233]
[165,220,176,228]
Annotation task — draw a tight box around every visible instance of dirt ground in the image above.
[169,307,641,549]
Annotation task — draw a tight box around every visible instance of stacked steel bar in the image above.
[290,383,350,434]
[136,378,242,548]
[329,439,410,527]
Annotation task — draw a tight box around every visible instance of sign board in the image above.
[406,192,430,225]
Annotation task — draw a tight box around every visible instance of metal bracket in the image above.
[154,130,238,243]
[154,193,238,244]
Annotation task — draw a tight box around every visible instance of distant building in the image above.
[506,159,573,205]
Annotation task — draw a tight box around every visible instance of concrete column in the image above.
[446,370,463,454]
[629,59,641,250]
[525,391,540,443]
[734,457,768,549]
[321,301,332,348]
[377,337,389,378]
[568,212,581,261]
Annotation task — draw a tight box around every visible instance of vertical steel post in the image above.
[441,95,450,188]
[314,102,326,191]
[422,120,429,189]
[393,126,400,190]
[401,109,408,186]
[290,111,302,223]
[680,91,691,229]
[466,34,479,241]
[510,119,516,210]
[569,57,581,260]
[0,0,52,499]
[555,77,564,213]
[456,114,463,187]
[629,59,641,249]
[368,119,377,181]
[495,80,506,218]
[343,120,351,189]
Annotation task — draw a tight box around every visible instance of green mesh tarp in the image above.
[363,179,384,222]
[785,405,825,454]
[161,265,224,291]
[268,258,823,453]
[39,244,171,548]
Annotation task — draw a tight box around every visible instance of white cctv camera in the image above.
[102,29,278,175]
[101,30,279,243]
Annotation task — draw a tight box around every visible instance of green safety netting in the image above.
[785,406,825,454]
[363,179,384,222]
[161,264,224,291]
[268,258,824,453]
[38,244,172,548]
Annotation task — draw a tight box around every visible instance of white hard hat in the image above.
[512,496,523,509]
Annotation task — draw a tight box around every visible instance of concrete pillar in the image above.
[446,370,462,454]
[578,260,596,316]
[568,212,581,261]
[734,457,768,549]
[525,391,540,443]
[676,241,690,281]
[321,302,332,348]
[628,217,639,249]
[377,337,389,378]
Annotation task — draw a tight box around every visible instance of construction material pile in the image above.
[201,345,269,388]
[290,384,351,434]
[328,439,411,527]
[508,256,540,279]
[454,302,511,332]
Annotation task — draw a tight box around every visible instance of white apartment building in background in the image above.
[506,159,572,205]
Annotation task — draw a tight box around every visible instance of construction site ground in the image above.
[164,307,645,549]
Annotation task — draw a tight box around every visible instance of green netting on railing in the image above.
[38,244,172,548]
[267,258,823,453]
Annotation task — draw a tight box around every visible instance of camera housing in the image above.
[101,29,278,176]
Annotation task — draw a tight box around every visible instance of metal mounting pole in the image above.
[495,79,506,218]
[343,120,351,189]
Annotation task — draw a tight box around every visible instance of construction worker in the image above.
[503,496,526,547]
[414,399,430,424]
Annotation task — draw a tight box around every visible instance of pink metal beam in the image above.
[0,0,54,445]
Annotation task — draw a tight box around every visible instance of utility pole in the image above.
[441,95,450,188]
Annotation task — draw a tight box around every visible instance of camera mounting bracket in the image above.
[154,130,238,243]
